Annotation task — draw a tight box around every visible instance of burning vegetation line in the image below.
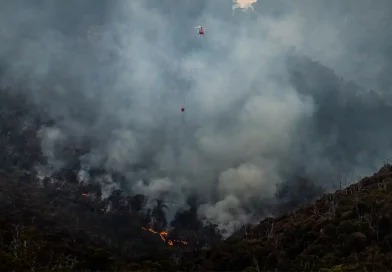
[142,227,188,246]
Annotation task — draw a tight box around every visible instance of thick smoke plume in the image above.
[1,0,392,231]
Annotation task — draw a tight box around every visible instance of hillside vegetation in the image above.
[0,169,225,271]
[2,163,392,271]
[193,164,392,271]
[0,88,221,271]
[2,54,392,271]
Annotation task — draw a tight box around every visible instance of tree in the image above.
[152,199,168,231]
[107,189,129,213]
[129,194,148,214]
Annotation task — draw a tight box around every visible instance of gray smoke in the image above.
[1,0,392,231]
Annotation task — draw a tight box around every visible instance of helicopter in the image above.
[194,25,205,35]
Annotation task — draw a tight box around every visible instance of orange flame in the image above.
[234,0,257,9]
[142,227,188,246]
[81,193,88,197]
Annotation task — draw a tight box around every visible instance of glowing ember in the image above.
[81,193,88,196]
[142,227,188,246]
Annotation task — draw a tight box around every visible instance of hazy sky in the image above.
[1,0,392,230]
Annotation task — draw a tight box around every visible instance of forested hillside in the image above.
[2,147,392,271]
[193,164,392,271]
[0,88,222,271]
[1,53,392,271]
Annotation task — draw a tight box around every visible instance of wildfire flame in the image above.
[81,193,88,197]
[142,227,188,246]
[233,0,257,10]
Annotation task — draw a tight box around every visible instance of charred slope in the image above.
[0,88,222,271]
[0,169,223,271]
[189,164,392,271]
[0,170,224,271]
[0,172,175,271]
